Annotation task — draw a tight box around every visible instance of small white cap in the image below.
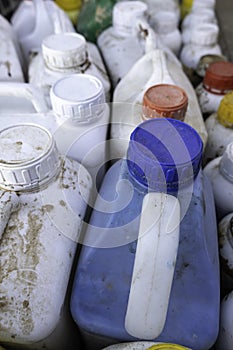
[113,1,148,33]
[152,11,177,33]
[42,33,87,70]
[191,23,219,45]
[0,124,61,191]
[220,143,233,183]
[50,74,105,122]
[192,0,216,11]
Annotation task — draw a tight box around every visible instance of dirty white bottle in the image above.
[28,32,111,106]
[50,74,110,190]
[11,0,74,62]
[215,290,233,350]
[196,61,233,117]
[0,123,92,350]
[110,48,207,160]
[180,23,221,70]
[102,342,192,349]
[0,14,25,82]
[142,0,180,26]
[204,91,233,165]
[204,142,233,220]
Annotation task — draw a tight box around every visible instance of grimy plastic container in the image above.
[71,118,219,350]
[0,123,92,349]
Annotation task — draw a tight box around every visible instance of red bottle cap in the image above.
[203,61,233,94]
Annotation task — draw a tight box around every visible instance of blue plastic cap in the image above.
[127,118,203,192]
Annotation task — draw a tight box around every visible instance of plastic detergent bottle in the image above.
[179,23,221,71]
[204,142,233,220]
[70,118,219,350]
[0,123,92,350]
[110,48,207,161]
[0,14,25,82]
[196,61,233,118]
[28,32,111,107]
[11,0,74,63]
[50,74,110,190]
[215,290,233,350]
[55,0,83,25]
[102,342,192,349]
[203,91,233,165]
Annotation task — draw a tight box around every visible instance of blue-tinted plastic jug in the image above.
[70,118,220,350]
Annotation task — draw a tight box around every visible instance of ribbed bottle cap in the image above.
[192,0,215,10]
[127,118,203,192]
[42,33,87,70]
[152,12,177,33]
[0,124,61,191]
[142,84,188,121]
[220,142,233,183]
[191,23,219,45]
[113,1,148,33]
[217,91,233,127]
[181,9,216,30]
[196,54,227,78]
[147,344,190,350]
[50,74,105,122]
[203,61,233,94]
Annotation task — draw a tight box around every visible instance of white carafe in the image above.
[0,14,25,82]
[28,32,111,107]
[179,23,221,70]
[196,61,233,117]
[0,123,92,350]
[110,48,207,161]
[204,91,233,165]
[11,0,74,63]
[204,142,233,221]
[215,290,233,350]
[102,342,192,349]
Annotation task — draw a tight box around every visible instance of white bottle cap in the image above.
[191,23,219,46]
[50,74,105,122]
[0,124,61,191]
[113,1,148,34]
[42,33,87,70]
[192,0,215,11]
[220,142,233,183]
[152,11,177,33]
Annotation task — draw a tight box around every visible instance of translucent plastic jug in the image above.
[28,32,111,106]
[0,123,92,349]
[110,49,207,160]
[71,118,219,350]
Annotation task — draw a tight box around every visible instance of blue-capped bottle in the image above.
[70,118,220,350]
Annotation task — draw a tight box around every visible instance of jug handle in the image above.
[125,192,180,339]
[0,191,19,240]
[0,83,49,113]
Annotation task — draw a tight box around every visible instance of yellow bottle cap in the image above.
[217,91,233,128]
[180,0,193,19]
[147,344,190,350]
[55,0,82,11]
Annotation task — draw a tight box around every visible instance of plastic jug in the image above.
[11,0,75,63]
[28,32,111,106]
[55,0,83,24]
[0,123,92,349]
[204,142,233,220]
[203,91,233,165]
[215,290,233,350]
[0,14,25,82]
[110,49,207,161]
[70,118,219,350]
[102,342,192,349]
[196,61,233,117]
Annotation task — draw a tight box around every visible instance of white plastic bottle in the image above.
[0,14,25,82]
[28,32,111,106]
[215,290,233,350]
[102,342,192,349]
[204,142,233,220]
[11,0,75,62]
[141,0,180,26]
[0,123,92,349]
[50,74,110,190]
[204,91,233,165]
[179,23,221,70]
[110,48,207,160]
[196,61,233,117]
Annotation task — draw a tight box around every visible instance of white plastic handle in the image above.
[0,83,49,113]
[0,191,19,240]
[125,192,180,339]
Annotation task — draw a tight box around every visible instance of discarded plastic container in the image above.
[102,342,192,349]
[110,49,207,161]
[142,0,180,26]
[28,32,111,106]
[196,61,233,117]
[0,123,92,349]
[204,142,233,220]
[71,118,219,350]
[11,0,74,62]
[0,14,25,82]
[203,91,233,165]
[215,290,233,350]
[55,0,83,24]
[180,0,193,19]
